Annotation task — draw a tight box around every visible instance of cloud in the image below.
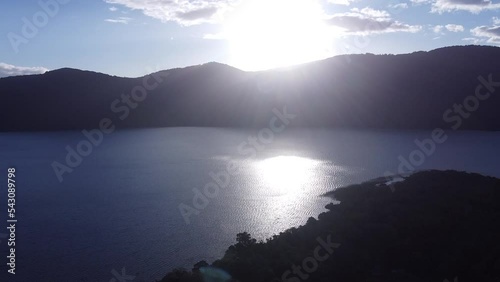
[0,63,48,78]
[433,25,445,33]
[109,6,118,11]
[103,0,237,26]
[445,24,464,32]
[462,37,484,44]
[203,32,226,40]
[433,24,464,33]
[352,7,391,17]
[471,24,500,44]
[327,0,358,5]
[327,7,422,34]
[105,17,132,24]
[411,0,432,4]
[388,2,409,9]
[176,6,218,21]
[387,2,409,14]
[412,0,500,13]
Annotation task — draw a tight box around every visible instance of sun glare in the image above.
[225,0,334,71]
[257,156,319,195]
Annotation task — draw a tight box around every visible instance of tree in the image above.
[236,232,256,247]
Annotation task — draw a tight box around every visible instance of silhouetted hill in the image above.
[1,45,499,131]
[159,170,500,282]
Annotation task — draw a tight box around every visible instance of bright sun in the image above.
[224,0,334,71]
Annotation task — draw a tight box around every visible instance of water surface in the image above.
[0,128,498,281]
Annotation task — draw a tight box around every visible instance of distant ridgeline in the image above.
[159,170,500,282]
[1,45,499,132]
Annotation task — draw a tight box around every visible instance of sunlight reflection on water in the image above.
[256,156,321,195]
[2,128,499,281]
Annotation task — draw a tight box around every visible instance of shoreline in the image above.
[158,170,500,282]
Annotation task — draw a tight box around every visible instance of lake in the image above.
[0,128,498,281]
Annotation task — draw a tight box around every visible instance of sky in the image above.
[0,0,499,77]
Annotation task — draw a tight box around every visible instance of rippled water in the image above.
[0,128,498,281]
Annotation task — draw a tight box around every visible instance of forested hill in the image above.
[160,170,500,282]
[1,45,499,132]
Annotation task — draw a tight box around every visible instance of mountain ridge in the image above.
[4,45,496,80]
[1,45,499,132]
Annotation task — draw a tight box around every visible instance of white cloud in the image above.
[109,6,118,12]
[493,16,500,24]
[105,17,132,24]
[462,37,484,44]
[471,24,500,44]
[445,24,464,32]
[411,0,432,5]
[412,0,500,13]
[327,0,357,5]
[432,23,464,34]
[203,32,226,40]
[388,2,409,9]
[352,7,391,18]
[432,24,464,34]
[434,0,500,13]
[0,63,48,78]
[433,25,444,33]
[327,7,421,35]
[103,0,237,26]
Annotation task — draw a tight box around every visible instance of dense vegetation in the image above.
[1,45,500,131]
[159,170,500,282]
